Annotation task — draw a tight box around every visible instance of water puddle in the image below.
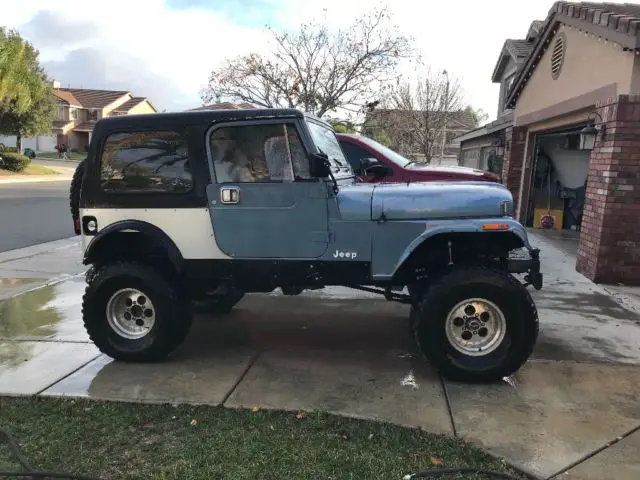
[0,278,86,344]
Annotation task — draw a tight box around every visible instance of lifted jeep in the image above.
[70,108,543,382]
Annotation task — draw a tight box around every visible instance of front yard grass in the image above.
[0,164,59,176]
[0,396,524,480]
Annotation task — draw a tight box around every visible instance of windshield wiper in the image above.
[405,161,416,168]
[330,157,352,172]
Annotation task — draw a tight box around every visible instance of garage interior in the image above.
[524,125,592,238]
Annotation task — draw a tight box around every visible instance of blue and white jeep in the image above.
[70,108,543,382]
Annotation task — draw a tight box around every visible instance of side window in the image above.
[339,141,371,174]
[100,130,192,193]
[210,123,310,183]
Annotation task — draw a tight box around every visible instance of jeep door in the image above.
[206,119,330,258]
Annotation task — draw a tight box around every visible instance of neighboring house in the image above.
[188,102,257,111]
[1,81,158,153]
[362,109,477,166]
[52,82,157,152]
[457,1,640,286]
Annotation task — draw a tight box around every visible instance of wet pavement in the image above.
[1,231,639,479]
[0,237,83,300]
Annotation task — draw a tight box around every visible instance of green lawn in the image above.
[0,164,59,176]
[0,397,524,480]
[36,151,85,161]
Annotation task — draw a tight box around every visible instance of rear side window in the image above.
[100,131,192,193]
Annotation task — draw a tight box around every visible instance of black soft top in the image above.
[93,107,331,133]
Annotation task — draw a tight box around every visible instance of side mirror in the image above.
[310,152,331,178]
[363,163,391,177]
[359,157,377,170]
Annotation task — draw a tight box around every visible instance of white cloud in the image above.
[2,0,557,117]
[3,0,273,111]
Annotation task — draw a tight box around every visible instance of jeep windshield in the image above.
[305,119,353,177]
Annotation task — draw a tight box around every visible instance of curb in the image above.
[34,157,82,164]
[0,236,80,264]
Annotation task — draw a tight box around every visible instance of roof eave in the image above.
[144,99,159,112]
[558,13,640,50]
[491,43,511,82]
[505,15,559,109]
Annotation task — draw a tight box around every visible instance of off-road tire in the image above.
[69,159,86,234]
[82,261,192,362]
[192,291,245,315]
[412,265,538,383]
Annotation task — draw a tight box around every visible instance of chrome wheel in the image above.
[106,288,156,340]
[444,298,506,356]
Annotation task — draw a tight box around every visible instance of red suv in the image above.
[336,133,500,183]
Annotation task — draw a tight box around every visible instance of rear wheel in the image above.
[82,261,192,362]
[69,159,86,234]
[412,265,538,382]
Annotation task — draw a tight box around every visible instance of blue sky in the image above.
[166,0,282,28]
[1,0,559,115]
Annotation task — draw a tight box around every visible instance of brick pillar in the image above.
[502,126,527,212]
[576,95,640,285]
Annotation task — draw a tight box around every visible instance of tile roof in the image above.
[527,20,545,40]
[506,1,640,109]
[73,122,95,132]
[578,2,640,18]
[113,97,147,112]
[55,88,130,109]
[53,90,81,107]
[52,120,73,130]
[505,39,536,58]
[552,1,640,39]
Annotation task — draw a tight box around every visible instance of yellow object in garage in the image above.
[533,208,564,231]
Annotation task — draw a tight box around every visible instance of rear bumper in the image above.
[506,248,543,290]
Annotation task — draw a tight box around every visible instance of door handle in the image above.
[220,186,240,204]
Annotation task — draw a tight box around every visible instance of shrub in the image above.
[0,152,31,172]
[0,143,5,152]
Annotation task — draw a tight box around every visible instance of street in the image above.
[0,180,73,252]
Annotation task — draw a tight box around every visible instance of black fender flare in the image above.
[83,220,184,273]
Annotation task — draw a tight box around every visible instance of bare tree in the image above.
[201,8,414,117]
[366,68,466,163]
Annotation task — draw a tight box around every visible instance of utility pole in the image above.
[440,70,449,165]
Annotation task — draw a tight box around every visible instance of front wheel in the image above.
[82,261,192,362]
[412,266,539,382]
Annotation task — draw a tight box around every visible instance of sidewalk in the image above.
[0,159,76,185]
[0,237,85,300]
[0,232,639,479]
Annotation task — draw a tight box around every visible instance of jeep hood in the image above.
[406,164,500,181]
[336,181,513,221]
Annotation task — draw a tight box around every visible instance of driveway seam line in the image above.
[545,422,640,479]
[438,375,457,437]
[0,339,90,343]
[220,350,262,406]
[34,353,103,396]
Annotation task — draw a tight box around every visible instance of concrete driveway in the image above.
[0,231,639,480]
